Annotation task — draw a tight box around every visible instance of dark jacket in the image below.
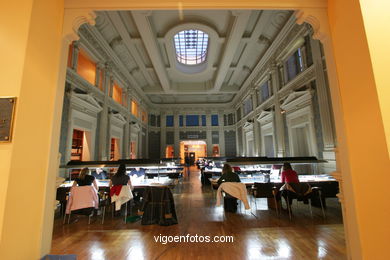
[139,186,178,226]
[217,171,241,185]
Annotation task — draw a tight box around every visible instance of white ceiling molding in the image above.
[105,11,155,86]
[280,90,312,112]
[257,110,274,124]
[232,12,297,105]
[212,10,252,92]
[131,11,171,93]
[228,11,275,86]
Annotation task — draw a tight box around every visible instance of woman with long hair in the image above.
[109,163,133,189]
[217,163,241,185]
[281,163,299,183]
[72,167,98,191]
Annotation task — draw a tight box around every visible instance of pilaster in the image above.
[251,89,261,156]
[270,64,285,157]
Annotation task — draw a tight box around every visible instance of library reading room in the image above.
[1,0,389,260]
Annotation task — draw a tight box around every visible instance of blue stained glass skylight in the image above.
[174,30,209,65]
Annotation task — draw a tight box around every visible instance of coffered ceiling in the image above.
[78,10,293,105]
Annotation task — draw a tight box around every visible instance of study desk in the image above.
[210,175,339,207]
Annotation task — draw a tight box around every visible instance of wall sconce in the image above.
[280,109,286,114]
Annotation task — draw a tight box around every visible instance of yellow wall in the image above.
[0,0,65,258]
[359,0,390,158]
[328,0,390,259]
[0,0,35,245]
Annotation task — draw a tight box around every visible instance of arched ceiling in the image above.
[78,10,293,105]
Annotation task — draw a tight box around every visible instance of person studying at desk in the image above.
[217,164,241,185]
[281,163,299,183]
[72,167,98,191]
[91,167,107,180]
[130,167,146,179]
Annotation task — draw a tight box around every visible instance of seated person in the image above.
[109,164,133,189]
[281,163,299,183]
[216,164,241,212]
[130,167,145,178]
[217,164,241,185]
[206,161,214,169]
[91,167,107,180]
[72,167,98,191]
[280,162,299,209]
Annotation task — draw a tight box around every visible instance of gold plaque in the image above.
[0,97,16,142]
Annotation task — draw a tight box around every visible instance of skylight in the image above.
[174,30,209,65]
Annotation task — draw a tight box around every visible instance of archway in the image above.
[1,1,388,259]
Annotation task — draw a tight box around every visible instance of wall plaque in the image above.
[0,97,16,142]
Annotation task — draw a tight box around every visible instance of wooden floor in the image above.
[51,167,346,259]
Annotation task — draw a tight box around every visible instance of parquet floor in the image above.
[51,167,346,259]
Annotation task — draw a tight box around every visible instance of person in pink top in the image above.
[281,162,299,183]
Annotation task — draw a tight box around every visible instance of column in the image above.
[97,65,111,160]
[160,111,166,158]
[235,125,239,156]
[271,64,285,157]
[206,110,213,156]
[71,41,80,70]
[218,110,225,156]
[173,111,180,158]
[310,37,336,160]
[125,90,132,159]
[251,89,261,156]
[64,85,75,163]
[241,124,246,156]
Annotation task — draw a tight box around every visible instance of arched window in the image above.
[174,30,209,65]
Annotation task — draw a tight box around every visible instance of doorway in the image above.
[180,140,207,164]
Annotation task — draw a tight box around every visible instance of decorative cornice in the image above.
[69,92,103,114]
[278,65,315,98]
[280,90,312,111]
[257,110,274,124]
[110,113,127,126]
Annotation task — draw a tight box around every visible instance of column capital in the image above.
[63,9,97,44]
[295,9,330,43]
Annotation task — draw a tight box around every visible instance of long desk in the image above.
[210,175,339,203]
[59,177,177,189]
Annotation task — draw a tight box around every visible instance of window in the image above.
[285,47,305,82]
[227,113,235,126]
[166,115,174,127]
[174,30,209,65]
[243,97,253,116]
[112,82,123,105]
[156,115,161,127]
[77,49,96,85]
[236,107,242,122]
[131,101,138,117]
[150,114,156,126]
[260,81,271,102]
[186,115,199,126]
[201,115,206,126]
[211,115,219,126]
[179,115,184,127]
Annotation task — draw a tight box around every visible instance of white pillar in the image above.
[271,65,285,157]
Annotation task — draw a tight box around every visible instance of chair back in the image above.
[66,186,98,214]
[280,183,312,198]
[254,182,277,198]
